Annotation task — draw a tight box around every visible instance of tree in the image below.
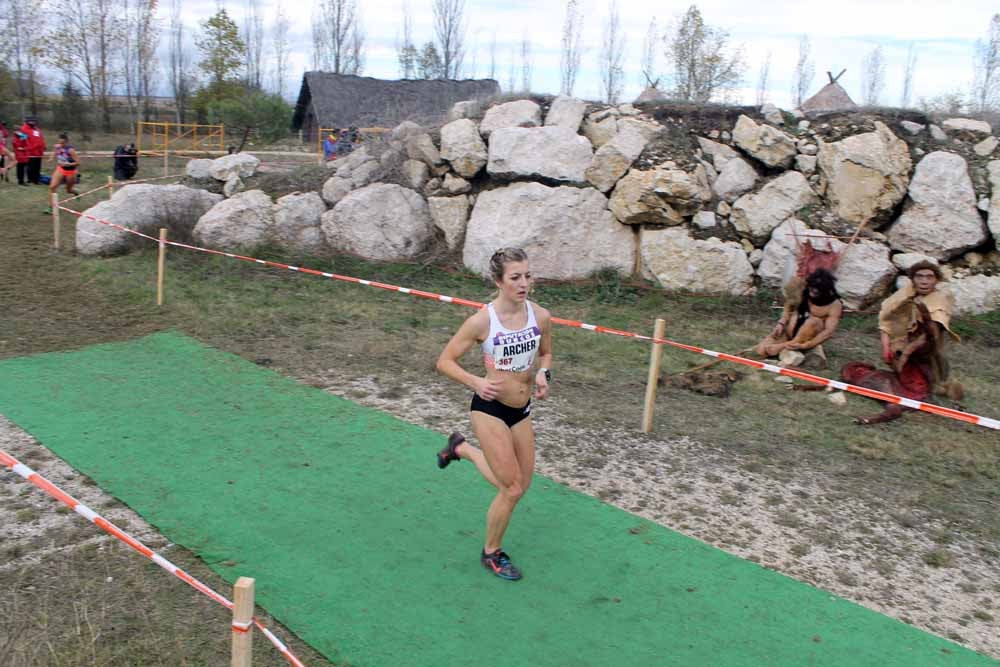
[488,32,497,80]
[396,1,418,79]
[314,0,365,75]
[0,0,46,115]
[52,80,93,133]
[168,0,193,122]
[196,9,246,92]
[599,0,626,104]
[520,36,533,93]
[663,5,744,103]
[560,0,584,96]
[756,51,771,107]
[640,16,658,87]
[972,14,1000,114]
[791,35,813,108]
[43,0,125,132]
[506,46,516,93]
[243,0,264,89]
[419,42,443,79]
[860,45,886,106]
[433,0,466,79]
[121,0,160,128]
[270,1,291,97]
[206,90,292,152]
[901,43,917,109]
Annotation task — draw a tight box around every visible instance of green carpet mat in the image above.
[0,332,993,666]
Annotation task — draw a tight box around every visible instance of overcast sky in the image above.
[169,0,998,109]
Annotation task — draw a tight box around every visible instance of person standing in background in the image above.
[20,117,46,185]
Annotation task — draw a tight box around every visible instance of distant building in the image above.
[292,72,500,141]
[800,70,859,118]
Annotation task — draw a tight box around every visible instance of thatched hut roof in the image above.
[800,82,858,118]
[292,72,500,130]
[634,86,669,104]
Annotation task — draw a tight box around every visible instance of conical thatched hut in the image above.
[800,70,858,118]
[635,86,668,104]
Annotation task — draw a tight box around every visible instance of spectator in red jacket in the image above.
[0,120,9,181]
[20,117,46,185]
[12,131,31,185]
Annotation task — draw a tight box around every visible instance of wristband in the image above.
[539,367,551,382]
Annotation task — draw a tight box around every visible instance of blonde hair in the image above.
[488,247,528,282]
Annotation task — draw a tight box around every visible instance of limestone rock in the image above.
[321,183,433,261]
[798,143,818,156]
[987,160,1000,244]
[585,123,649,193]
[463,182,634,279]
[947,274,1000,315]
[748,249,764,267]
[446,100,482,122]
[544,96,587,131]
[440,118,488,178]
[641,227,755,296]
[816,121,911,226]
[423,177,442,197]
[223,175,244,198]
[442,172,471,195]
[757,219,841,287]
[618,117,662,142]
[321,176,354,206]
[349,160,380,189]
[334,146,373,179]
[617,103,639,116]
[891,252,939,272]
[209,153,260,181]
[428,195,470,251]
[487,126,593,184]
[900,121,925,135]
[405,133,443,167]
[795,155,817,175]
[929,124,947,141]
[975,136,999,157]
[712,157,758,203]
[732,114,797,169]
[185,159,213,179]
[760,103,784,125]
[835,240,897,309]
[272,192,327,256]
[610,165,711,225]
[697,137,741,170]
[887,151,987,260]
[401,159,430,190]
[390,120,424,142]
[581,109,619,148]
[700,160,718,185]
[942,118,992,137]
[716,201,732,217]
[479,99,542,137]
[193,190,273,252]
[77,184,223,256]
[692,211,717,230]
[730,172,818,243]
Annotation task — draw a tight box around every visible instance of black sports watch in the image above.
[539,367,551,382]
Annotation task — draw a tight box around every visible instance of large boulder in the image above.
[942,118,992,138]
[487,126,593,184]
[479,99,542,137]
[757,219,842,287]
[321,176,354,206]
[185,159,213,179]
[730,171,818,244]
[209,153,260,181]
[641,227,755,296]
[193,190,274,252]
[732,115,797,169]
[887,151,988,260]
[609,164,712,225]
[440,118,488,178]
[581,109,619,148]
[544,96,587,131]
[321,184,433,261]
[712,157,758,203]
[390,120,424,142]
[947,274,1000,315]
[816,121,911,226]
[585,123,649,193]
[401,159,430,190]
[334,145,374,179]
[272,192,327,256]
[986,160,1000,245]
[77,184,223,256]
[405,133,443,167]
[428,195,470,251]
[697,137,741,170]
[463,182,634,279]
[446,100,482,122]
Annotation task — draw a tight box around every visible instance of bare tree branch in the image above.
[861,45,886,106]
[901,43,917,109]
[271,0,290,96]
[243,0,264,88]
[640,16,658,88]
[168,0,192,122]
[396,0,417,79]
[599,0,625,104]
[663,5,743,103]
[972,14,1000,114]
[520,36,533,93]
[0,0,47,114]
[791,34,814,108]
[315,0,364,74]
[433,0,465,79]
[559,0,584,96]
[756,50,771,107]
[488,32,497,81]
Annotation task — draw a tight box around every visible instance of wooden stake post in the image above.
[157,228,167,306]
[641,318,667,433]
[107,175,114,198]
[162,150,169,177]
[51,193,60,250]
[231,577,255,667]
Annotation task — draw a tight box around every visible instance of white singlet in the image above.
[481,302,541,373]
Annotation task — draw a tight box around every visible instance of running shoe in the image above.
[437,431,464,469]
[481,549,522,581]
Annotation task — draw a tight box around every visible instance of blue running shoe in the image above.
[437,431,464,469]
[481,549,522,581]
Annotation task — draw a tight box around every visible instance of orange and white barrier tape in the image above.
[57,203,1000,431]
[0,448,307,667]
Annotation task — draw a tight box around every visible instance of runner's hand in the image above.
[475,377,502,401]
[534,373,549,400]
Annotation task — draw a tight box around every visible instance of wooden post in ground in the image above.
[107,175,114,199]
[51,193,60,250]
[641,318,667,433]
[157,228,167,306]
[231,577,255,667]
[162,149,168,177]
